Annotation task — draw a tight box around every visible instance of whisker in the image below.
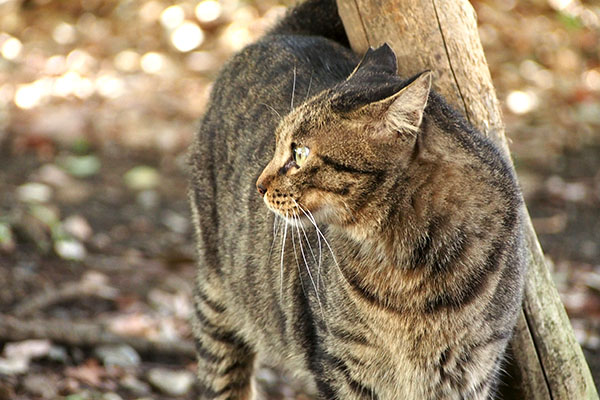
[305,71,313,103]
[290,65,297,111]
[290,213,307,298]
[293,200,350,287]
[295,212,321,290]
[297,215,318,266]
[267,214,282,266]
[274,213,282,236]
[259,102,282,120]
[316,225,322,290]
[280,213,289,303]
[294,210,327,329]
[295,213,318,296]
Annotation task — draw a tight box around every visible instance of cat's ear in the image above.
[373,70,432,139]
[347,43,397,80]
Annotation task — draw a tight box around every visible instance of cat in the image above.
[188,0,526,399]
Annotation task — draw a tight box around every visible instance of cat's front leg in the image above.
[193,290,256,400]
[310,353,378,400]
[432,340,505,400]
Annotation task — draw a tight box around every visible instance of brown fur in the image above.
[188,2,525,399]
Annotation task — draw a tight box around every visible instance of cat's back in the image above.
[188,33,357,279]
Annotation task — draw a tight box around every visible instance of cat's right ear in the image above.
[372,70,432,140]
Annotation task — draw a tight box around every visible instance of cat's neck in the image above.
[329,161,434,267]
[330,207,425,271]
[326,155,463,310]
[328,218,429,313]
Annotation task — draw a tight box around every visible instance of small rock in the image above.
[0,357,28,375]
[0,340,53,375]
[148,289,192,319]
[3,340,51,360]
[17,182,52,203]
[90,233,111,251]
[136,190,160,209]
[83,271,109,285]
[94,344,141,368]
[120,374,151,395]
[54,238,86,261]
[47,345,70,364]
[101,393,123,400]
[36,163,73,187]
[108,313,154,337]
[123,166,160,191]
[0,222,15,253]
[56,181,92,204]
[58,154,101,178]
[29,204,60,227]
[63,215,93,241]
[146,368,195,396]
[563,182,587,202]
[22,374,58,398]
[62,391,90,400]
[161,210,189,234]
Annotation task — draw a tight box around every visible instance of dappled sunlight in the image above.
[0,0,284,151]
[0,0,598,398]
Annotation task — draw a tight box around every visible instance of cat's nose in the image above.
[256,183,267,196]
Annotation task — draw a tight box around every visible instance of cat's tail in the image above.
[268,0,349,47]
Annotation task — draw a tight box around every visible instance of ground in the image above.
[0,0,598,398]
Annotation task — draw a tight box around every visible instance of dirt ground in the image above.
[0,0,599,398]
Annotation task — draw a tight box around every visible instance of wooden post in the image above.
[336,0,599,399]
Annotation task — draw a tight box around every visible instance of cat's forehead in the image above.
[277,103,324,144]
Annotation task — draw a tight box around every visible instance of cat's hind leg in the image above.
[193,289,256,400]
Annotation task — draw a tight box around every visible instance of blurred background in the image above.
[0,0,598,398]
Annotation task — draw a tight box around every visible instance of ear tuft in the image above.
[384,70,432,136]
[347,43,397,80]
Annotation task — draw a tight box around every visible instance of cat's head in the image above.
[256,44,432,231]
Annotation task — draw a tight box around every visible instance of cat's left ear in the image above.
[374,70,432,139]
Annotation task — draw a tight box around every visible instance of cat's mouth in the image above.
[264,194,301,219]
[263,192,319,226]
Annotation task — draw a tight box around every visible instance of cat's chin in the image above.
[286,206,338,229]
[269,210,313,228]
[266,204,334,229]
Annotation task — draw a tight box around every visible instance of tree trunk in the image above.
[336,0,599,399]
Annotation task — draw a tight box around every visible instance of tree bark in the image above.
[336,0,599,399]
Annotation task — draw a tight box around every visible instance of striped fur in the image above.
[188,1,526,398]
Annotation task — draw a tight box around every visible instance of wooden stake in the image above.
[336,0,598,398]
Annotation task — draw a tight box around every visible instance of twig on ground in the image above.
[0,314,196,358]
[12,272,118,318]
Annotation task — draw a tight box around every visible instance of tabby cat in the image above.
[188,0,526,399]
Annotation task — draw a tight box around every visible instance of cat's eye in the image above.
[293,145,310,167]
